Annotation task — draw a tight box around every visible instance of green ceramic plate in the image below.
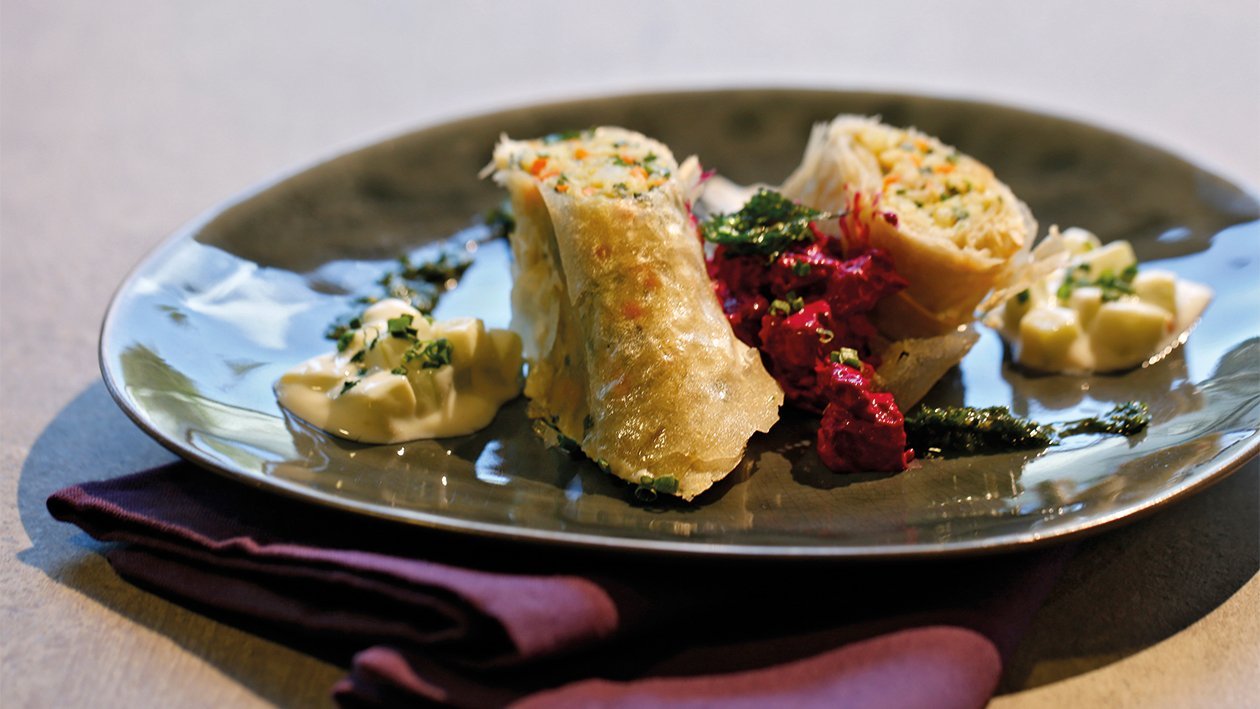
[99,89,1260,558]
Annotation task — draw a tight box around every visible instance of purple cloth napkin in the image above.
[48,464,1070,708]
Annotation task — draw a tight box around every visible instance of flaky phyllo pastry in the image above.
[490,127,783,500]
[781,115,1036,338]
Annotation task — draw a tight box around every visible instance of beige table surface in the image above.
[3,2,1257,706]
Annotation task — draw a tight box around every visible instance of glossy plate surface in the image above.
[100,89,1260,558]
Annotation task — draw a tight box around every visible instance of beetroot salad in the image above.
[701,189,915,473]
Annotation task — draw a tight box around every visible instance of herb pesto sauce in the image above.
[906,401,1151,457]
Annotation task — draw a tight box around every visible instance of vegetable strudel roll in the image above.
[491,127,783,500]
[781,115,1035,338]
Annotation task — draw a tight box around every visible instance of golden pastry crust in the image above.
[781,115,1035,338]
[492,127,783,500]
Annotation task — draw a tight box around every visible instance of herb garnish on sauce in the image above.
[325,244,474,345]
[702,189,822,259]
[1056,262,1139,303]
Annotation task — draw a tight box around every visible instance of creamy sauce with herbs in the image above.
[991,228,1212,373]
[276,299,522,443]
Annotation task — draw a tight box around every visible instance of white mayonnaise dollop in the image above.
[989,228,1211,373]
[276,299,522,443]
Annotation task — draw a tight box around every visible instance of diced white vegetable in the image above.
[277,363,344,393]
[1002,292,1034,331]
[1089,301,1173,370]
[1133,269,1178,315]
[1060,227,1101,255]
[402,366,453,413]
[1068,285,1104,328]
[1018,306,1081,370]
[432,317,482,368]
[343,374,419,421]
[1075,240,1137,278]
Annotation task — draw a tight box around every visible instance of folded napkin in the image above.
[48,464,1069,708]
